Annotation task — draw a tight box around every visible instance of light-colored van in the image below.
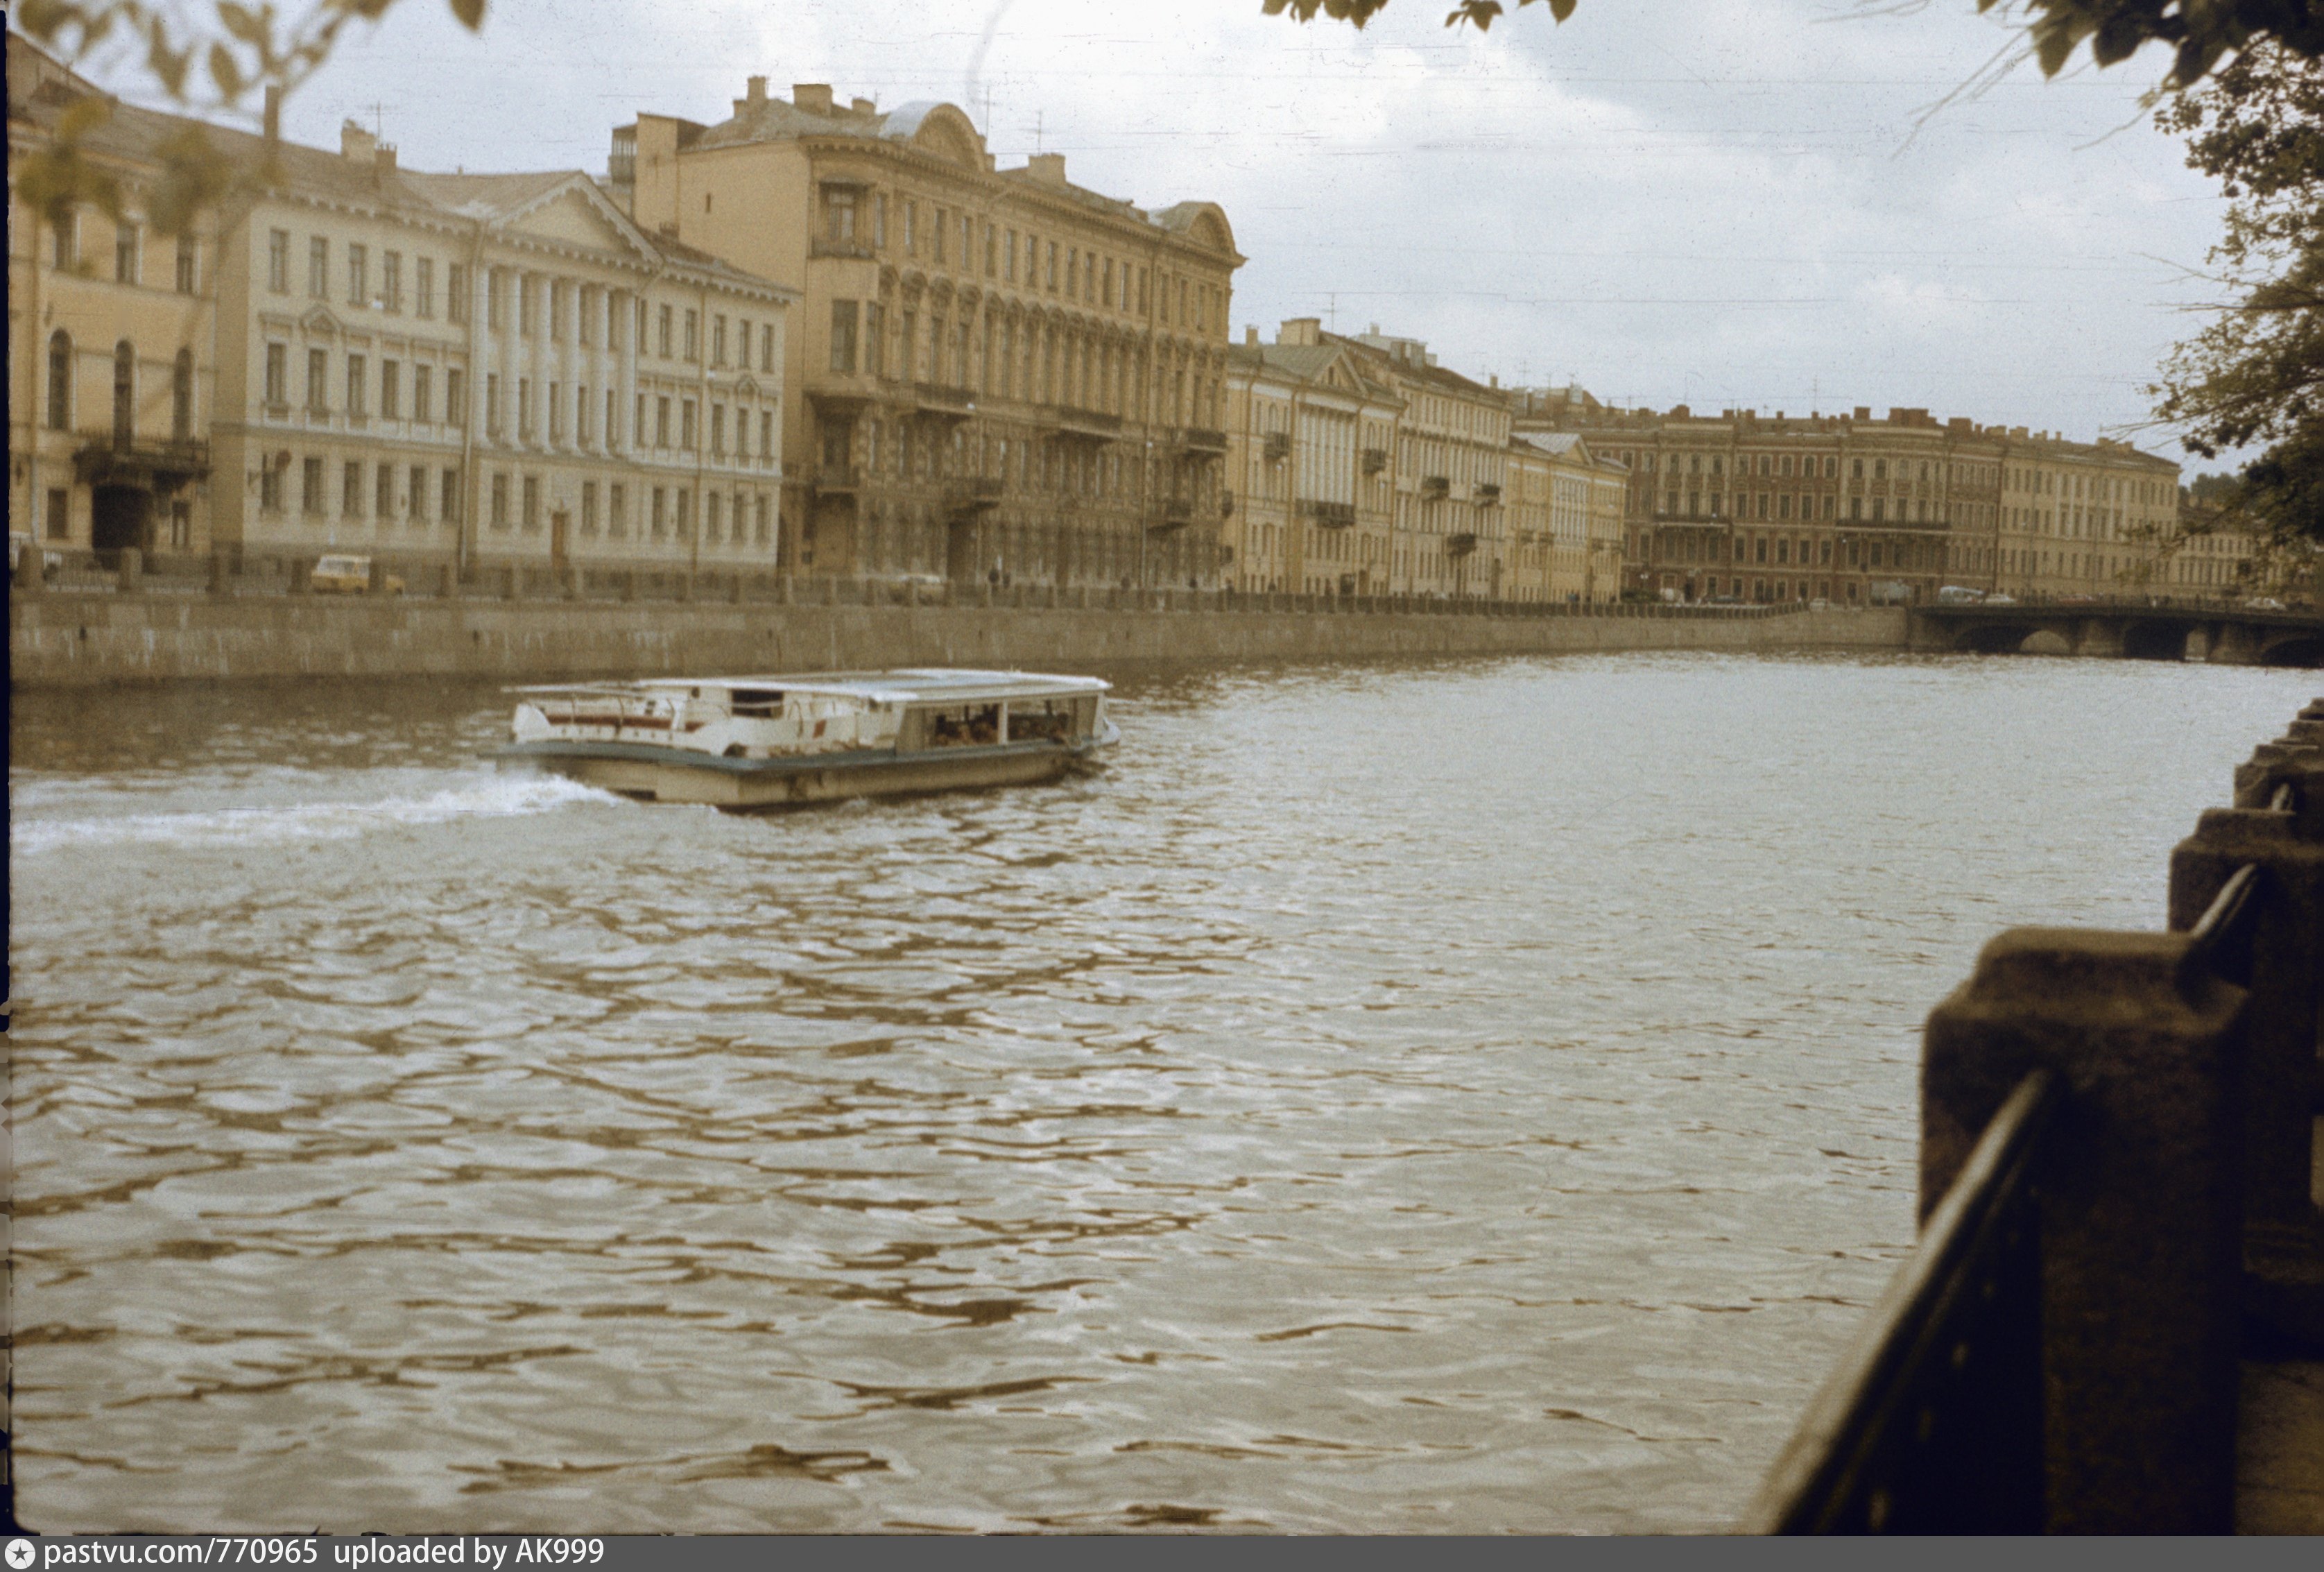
[309,554,403,595]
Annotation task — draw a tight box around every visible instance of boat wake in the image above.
[9,771,615,856]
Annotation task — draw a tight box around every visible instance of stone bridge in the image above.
[1909,602,2324,666]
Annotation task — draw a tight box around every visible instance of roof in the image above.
[514,669,1110,703]
[7,34,790,299]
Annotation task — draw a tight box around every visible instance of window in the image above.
[826,187,856,244]
[875,192,888,248]
[265,343,287,407]
[755,494,771,545]
[445,368,465,425]
[173,348,193,440]
[307,348,329,413]
[347,244,368,307]
[830,300,859,374]
[608,388,620,450]
[581,290,597,348]
[442,467,462,524]
[761,323,775,373]
[986,223,997,277]
[382,252,401,311]
[303,456,325,515]
[347,354,368,418]
[485,271,504,330]
[268,229,290,293]
[658,304,673,358]
[175,233,198,293]
[487,373,502,435]
[46,331,71,431]
[651,485,666,539]
[1046,241,1058,290]
[522,475,540,532]
[413,364,432,423]
[517,377,531,438]
[635,393,646,447]
[519,275,535,336]
[344,459,364,516]
[657,396,671,448]
[381,360,400,420]
[609,482,626,539]
[410,464,427,521]
[1005,228,1017,282]
[904,200,918,255]
[864,302,884,377]
[681,399,697,451]
[116,222,139,284]
[714,315,728,366]
[711,404,726,456]
[684,309,698,361]
[447,263,468,323]
[416,257,434,317]
[577,384,590,444]
[491,471,510,529]
[677,488,692,540]
[582,481,599,536]
[376,463,394,519]
[260,464,283,513]
[705,491,722,544]
[761,411,773,462]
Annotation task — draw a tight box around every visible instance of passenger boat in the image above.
[492,667,1117,810]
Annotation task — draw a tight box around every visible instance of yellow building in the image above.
[1987,431,2180,599]
[1225,324,1400,595]
[614,79,1243,589]
[10,33,218,562]
[1341,325,1513,599]
[9,33,796,583]
[1516,433,1626,604]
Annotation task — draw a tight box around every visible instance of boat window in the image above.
[729,687,784,717]
[1010,703,1073,743]
[929,703,1001,747]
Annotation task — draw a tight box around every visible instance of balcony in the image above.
[1298,499,1356,529]
[808,237,881,262]
[1361,447,1388,476]
[1152,499,1195,533]
[72,435,212,491]
[913,381,975,422]
[1178,426,1228,455]
[1445,531,1479,558]
[1055,406,1123,442]
[1475,483,1502,505]
[813,465,862,495]
[1263,432,1290,463]
[943,476,1004,514]
[1420,475,1451,501]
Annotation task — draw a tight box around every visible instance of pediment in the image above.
[734,375,760,399]
[505,185,651,258]
[300,305,344,335]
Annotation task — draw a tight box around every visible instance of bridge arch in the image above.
[2121,620,2193,661]
[2260,633,2324,668]
[1952,622,2041,655]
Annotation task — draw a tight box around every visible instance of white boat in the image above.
[494,667,1118,810]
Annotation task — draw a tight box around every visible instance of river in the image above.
[8,651,2315,1533]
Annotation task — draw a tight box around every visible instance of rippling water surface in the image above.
[10,653,2315,1532]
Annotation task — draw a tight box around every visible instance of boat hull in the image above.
[494,731,1112,810]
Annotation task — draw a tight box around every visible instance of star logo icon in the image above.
[6,1539,36,1569]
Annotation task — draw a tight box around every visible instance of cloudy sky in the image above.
[82,0,2234,457]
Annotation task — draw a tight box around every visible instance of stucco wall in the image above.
[9,592,1910,687]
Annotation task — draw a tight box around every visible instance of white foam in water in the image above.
[10,771,617,855]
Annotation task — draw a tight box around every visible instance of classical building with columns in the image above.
[9,30,796,583]
[612,78,1243,588]
[1225,325,1400,595]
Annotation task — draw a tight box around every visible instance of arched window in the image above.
[173,348,193,441]
[114,340,136,447]
[46,330,71,431]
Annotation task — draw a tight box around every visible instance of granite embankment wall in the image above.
[8,591,1910,687]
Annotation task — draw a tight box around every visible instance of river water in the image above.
[8,653,2316,1534]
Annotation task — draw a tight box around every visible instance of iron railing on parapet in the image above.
[1744,706,2324,1535]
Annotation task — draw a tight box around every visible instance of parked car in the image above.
[1809,597,1832,610]
[1935,585,1985,606]
[309,554,403,595]
[2245,596,2288,612]
[1983,592,2018,606]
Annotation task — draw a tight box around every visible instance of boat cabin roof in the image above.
[510,668,1108,705]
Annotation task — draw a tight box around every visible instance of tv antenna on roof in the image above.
[365,101,386,139]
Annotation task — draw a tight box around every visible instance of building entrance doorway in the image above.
[92,484,151,554]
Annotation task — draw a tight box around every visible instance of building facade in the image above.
[1225,325,1400,595]
[9,35,796,582]
[1339,325,1513,599]
[10,34,219,561]
[615,79,1243,589]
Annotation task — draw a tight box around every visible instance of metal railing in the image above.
[1746,713,2324,1534]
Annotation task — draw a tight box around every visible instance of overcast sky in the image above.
[81,0,2234,457]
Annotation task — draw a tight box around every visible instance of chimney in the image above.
[1278,317,1321,347]
[852,97,876,115]
[1489,374,1499,388]
[792,83,834,114]
[340,120,375,162]
[263,84,282,142]
[747,76,767,105]
[1853,405,1870,420]
[1026,151,1067,185]
[1244,326,1259,347]
[375,142,397,176]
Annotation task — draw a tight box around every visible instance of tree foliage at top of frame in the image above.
[2152,43,2324,542]
[1264,0,2324,90]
